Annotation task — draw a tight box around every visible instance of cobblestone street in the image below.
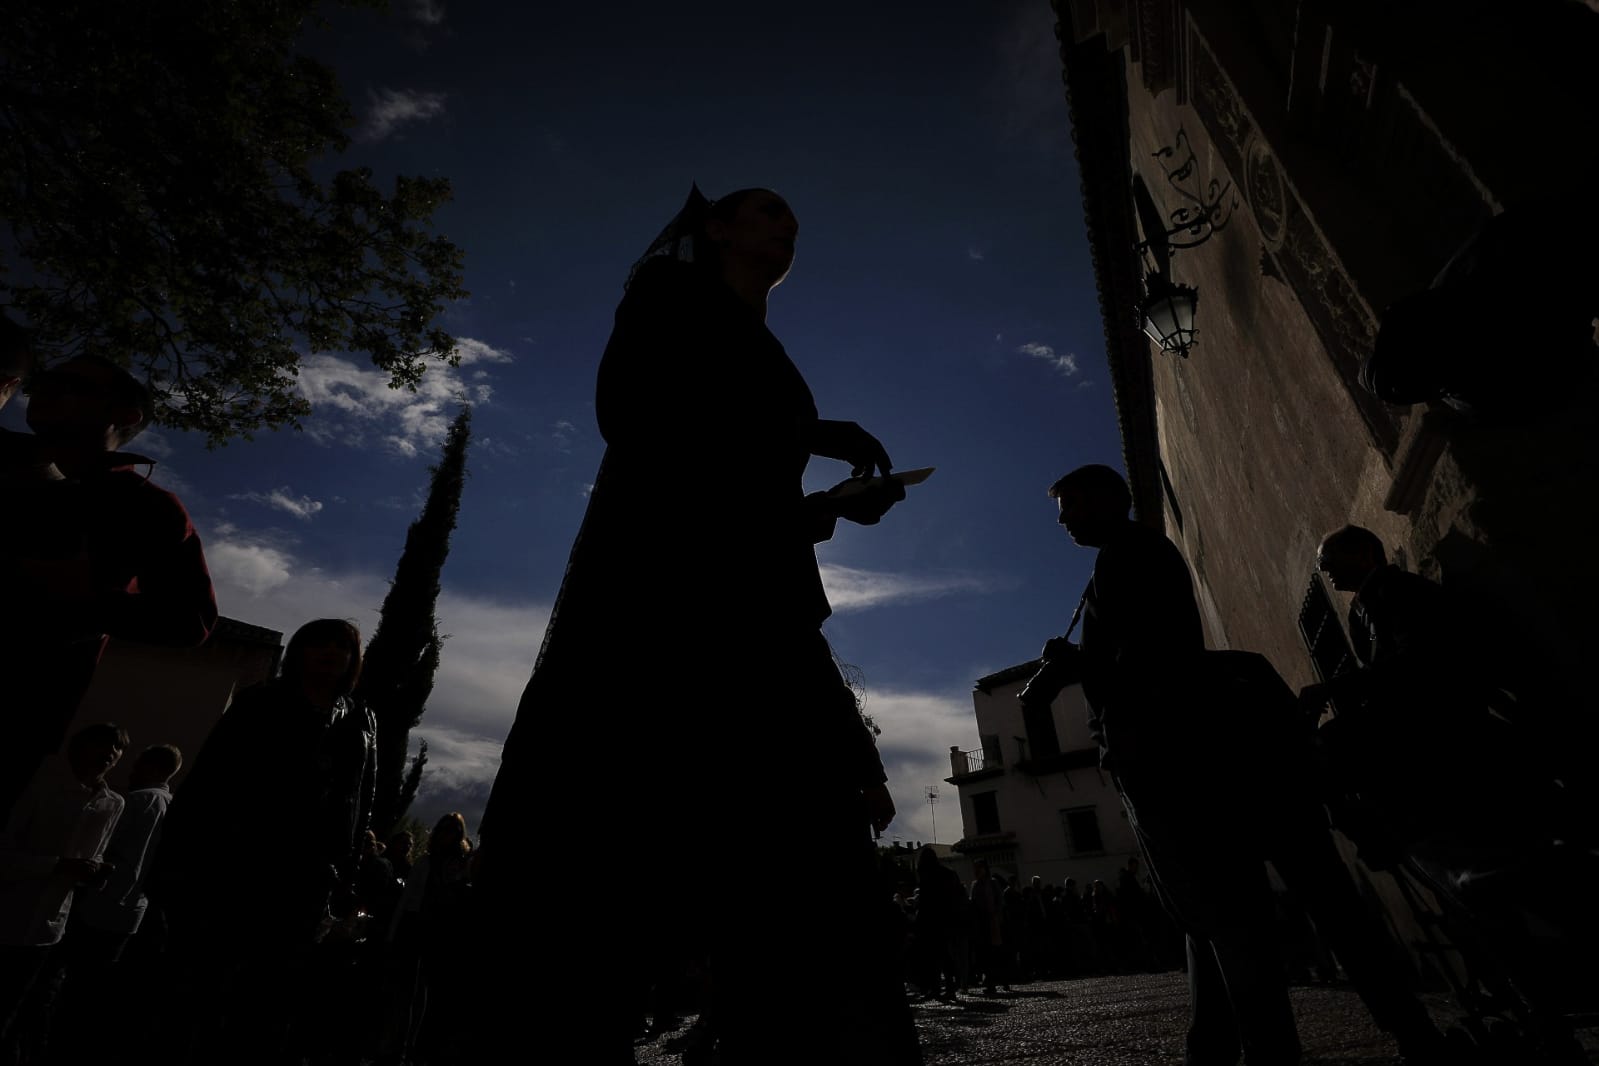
[634,972,1599,1065]
[905,974,1418,1065]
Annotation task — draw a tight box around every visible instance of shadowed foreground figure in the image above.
[1305,526,1598,1065]
[1022,467,1448,1066]
[150,618,377,1066]
[0,352,216,820]
[1025,464,1298,1066]
[476,185,919,1065]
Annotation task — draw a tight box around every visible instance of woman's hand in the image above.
[817,477,906,526]
[808,419,893,478]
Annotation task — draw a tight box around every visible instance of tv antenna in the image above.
[925,786,940,844]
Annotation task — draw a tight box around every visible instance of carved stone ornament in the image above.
[1244,132,1287,251]
[1186,18,1399,453]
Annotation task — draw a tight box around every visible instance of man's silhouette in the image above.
[1033,481,1456,1065]
[1026,464,1299,1066]
[1303,526,1595,1063]
[1301,525,1528,840]
[0,356,216,817]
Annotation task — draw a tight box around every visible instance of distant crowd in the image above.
[890,853,1183,998]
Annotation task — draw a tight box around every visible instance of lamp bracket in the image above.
[1136,126,1240,258]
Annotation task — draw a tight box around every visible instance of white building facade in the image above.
[945,661,1140,890]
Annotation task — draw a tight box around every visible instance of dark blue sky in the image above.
[10,0,1126,841]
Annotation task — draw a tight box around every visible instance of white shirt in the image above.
[70,783,171,935]
[0,756,125,946]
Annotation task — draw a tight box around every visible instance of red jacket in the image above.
[1,431,217,810]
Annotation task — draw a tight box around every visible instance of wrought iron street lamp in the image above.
[1140,272,1199,358]
[1131,127,1238,358]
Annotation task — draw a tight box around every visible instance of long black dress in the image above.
[478,258,919,1065]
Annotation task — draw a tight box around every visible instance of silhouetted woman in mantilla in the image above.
[476,186,920,1065]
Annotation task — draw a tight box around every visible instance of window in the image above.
[980,734,1002,769]
[972,791,1001,836]
[1298,571,1355,692]
[1061,806,1104,856]
[1021,701,1061,760]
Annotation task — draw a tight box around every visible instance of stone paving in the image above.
[634,971,1599,1065]
[905,973,1413,1065]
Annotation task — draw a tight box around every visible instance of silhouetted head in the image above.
[281,618,364,700]
[0,317,34,411]
[429,812,470,861]
[1047,464,1132,548]
[973,858,990,880]
[1063,877,1078,895]
[67,722,129,786]
[1317,525,1387,593]
[129,743,182,789]
[387,831,415,865]
[916,845,942,882]
[25,355,153,450]
[699,188,798,290]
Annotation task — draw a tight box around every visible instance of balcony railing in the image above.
[949,746,1003,778]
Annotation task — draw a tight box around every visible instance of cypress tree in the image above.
[396,739,429,826]
[358,406,471,833]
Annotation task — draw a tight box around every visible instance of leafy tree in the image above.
[357,406,470,833]
[0,0,467,444]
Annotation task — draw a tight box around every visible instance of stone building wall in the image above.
[1057,0,1599,727]
[1054,0,1599,977]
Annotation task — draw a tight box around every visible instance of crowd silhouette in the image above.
[890,850,1185,1003]
[0,179,1596,1066]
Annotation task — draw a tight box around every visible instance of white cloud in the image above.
[551,420,577,452]
[136,428,176,459]
[297,336,510,458]
[406,0,446,24]
[407,726,502,825]
[228,486,324,521]
[1017,341,1080,377]
[375,491,426,511]
[201,528,547,835]
[860,688,981,846]
[819,564,990,612]
[358,88,447,143]
[968,247,986,262]
[452,338,513,367]
[206,538,295,596]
